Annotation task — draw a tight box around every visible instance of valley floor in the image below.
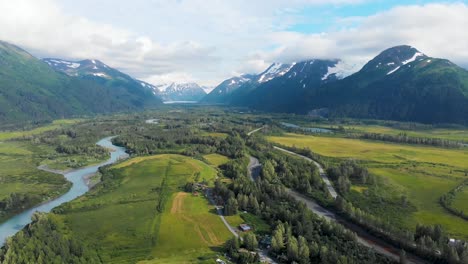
[268,132,468,239]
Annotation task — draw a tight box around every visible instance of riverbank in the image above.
[0,136,128,245]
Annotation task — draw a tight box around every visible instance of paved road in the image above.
[287,189,427,264]
[247,126,265,136]
[247,156,262,182]
[273,146,338,199]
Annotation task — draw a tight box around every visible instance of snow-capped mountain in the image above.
[235,59,353,109]
[43,58,163,102]
[257,63,296,83]
[155,82,207,102]
[202,63,295,104]
[360,45,428,77]
[43,58,114,78]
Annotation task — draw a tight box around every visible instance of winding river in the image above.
[0,136,128,245]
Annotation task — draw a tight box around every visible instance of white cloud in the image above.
[255,3,468,72]
[0,1,467,87]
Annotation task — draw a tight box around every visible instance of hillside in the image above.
[237,59,353,111]
[43,58,162,104]
[0,41,161,123]
[201,74,256,104]
[302,46,468,124]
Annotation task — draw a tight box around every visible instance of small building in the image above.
[239,224,252,232]
[216,259,226,264]
[448,238,464,247]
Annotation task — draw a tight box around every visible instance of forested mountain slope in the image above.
[0,41,161,123]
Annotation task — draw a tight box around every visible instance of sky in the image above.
[0,0,467,89]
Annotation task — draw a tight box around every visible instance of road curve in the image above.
[247,156,262,182]
[247,126,265,136]
[206,190,239,238]
[273,146,338,198]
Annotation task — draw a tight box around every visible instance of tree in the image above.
[272,224,285,252]
[244,233,258,251]
[262,160,275,181]
[225,237,240,255]
[298,236,310,264]
[287,236,299,261]
[224,197,238,216]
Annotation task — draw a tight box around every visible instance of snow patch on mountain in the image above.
[386,52,425,75]
[92,72,108,78]
[387,66,401,75]
[322,60,358,81]
[44,59,80,69]
[258,63,295,83]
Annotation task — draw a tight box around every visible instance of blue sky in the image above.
[288,0,440,33]
[1,0,467,86]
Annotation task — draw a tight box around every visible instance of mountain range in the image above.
[153,83,207,102]
[43,59,207,103]
[205,45,468,124]
[2,39,468,125]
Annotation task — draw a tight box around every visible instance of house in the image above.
[216,259,226,264]
[239,224,252,232]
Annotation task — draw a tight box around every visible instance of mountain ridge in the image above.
[0,40,161,123]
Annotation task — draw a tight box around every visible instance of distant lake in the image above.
[163,101,198,104]
[145,119,159,124]
[280,122,332,133]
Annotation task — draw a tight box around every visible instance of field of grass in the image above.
[344,125,468,142]
[452,187,468,214]
[0,140,70,222]
[268,133,468,168]
[0,119,81,141]
[268,133,468,239]
[278,120,468,142]
[58,154,232,263]
[203,153,229,167]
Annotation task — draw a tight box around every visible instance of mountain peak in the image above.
[361,45,427,75]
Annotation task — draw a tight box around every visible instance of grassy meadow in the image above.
[268,132,468,239]
[203,153,230,167]
[0,119,81,141]
[57,154,232,263]
[452,187,468,214]
[343,124,468,142]
[0,136,71,222]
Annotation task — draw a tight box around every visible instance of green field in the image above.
[279,120,468,142]
[343,124,468,142]
[268,133,468,168]
[268,133,468,239]
[203,153,229,167]
[0,119,81,141]
[452,187,468,214]
[0,140,70,222]
[57,154,232,263]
